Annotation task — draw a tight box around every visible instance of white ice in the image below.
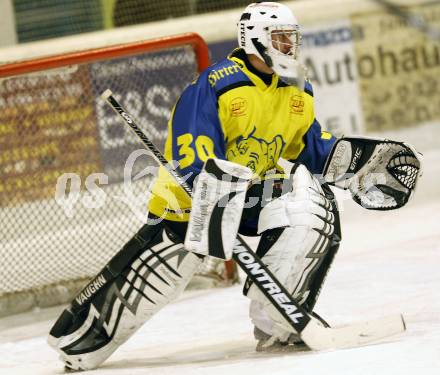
[1,129,439,375]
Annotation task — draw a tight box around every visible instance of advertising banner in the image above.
[88,48,197,183]
[0,48,200,205]
[301,20,364,135]
[351,2,440,132]
[0,66,101,206]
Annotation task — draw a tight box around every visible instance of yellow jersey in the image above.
[148,49,335,221]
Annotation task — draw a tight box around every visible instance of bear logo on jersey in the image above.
[226,126,285,174]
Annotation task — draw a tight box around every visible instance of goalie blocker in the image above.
[185,158,253,260]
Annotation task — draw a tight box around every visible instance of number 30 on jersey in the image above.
[176,133,216,168]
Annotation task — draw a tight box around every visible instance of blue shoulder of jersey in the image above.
[201,58,252,97]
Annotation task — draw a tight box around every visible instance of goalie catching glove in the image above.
[323,136,422,210]
[185,158,253,260]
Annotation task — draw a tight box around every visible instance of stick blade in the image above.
[301,314,406,350]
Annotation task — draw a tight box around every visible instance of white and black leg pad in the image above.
[185,158,253,260]
[48,224,202,371]
[247,164,335,341]
[323,136,422,210]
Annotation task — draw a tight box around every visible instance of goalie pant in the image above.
[48,171,341,370]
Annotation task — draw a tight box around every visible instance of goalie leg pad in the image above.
[48,221,202,371]
[246,164,339,342]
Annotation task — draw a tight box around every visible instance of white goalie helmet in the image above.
[237,2,304,87]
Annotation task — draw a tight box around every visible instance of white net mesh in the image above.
[0,36,236,317]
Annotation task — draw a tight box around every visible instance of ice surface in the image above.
[1,144,439,375]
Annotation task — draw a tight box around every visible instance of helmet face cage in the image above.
[266,25,301,60]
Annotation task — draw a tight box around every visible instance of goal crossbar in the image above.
[0,32,210,78]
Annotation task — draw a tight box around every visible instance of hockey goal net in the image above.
[0,33,238,317]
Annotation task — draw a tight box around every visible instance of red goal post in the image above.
[0,32,237,317]
[0,33,210,78]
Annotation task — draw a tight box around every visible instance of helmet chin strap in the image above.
[251,38,273,68]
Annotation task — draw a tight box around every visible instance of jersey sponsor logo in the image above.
[290,95,305,114]
[208,65,241,87]
[231,97,248,117]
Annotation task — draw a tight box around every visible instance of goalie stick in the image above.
[101,88,405,351]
